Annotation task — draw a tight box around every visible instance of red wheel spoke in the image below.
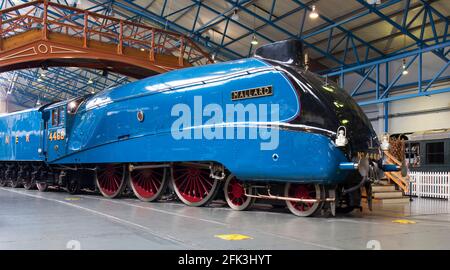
[183,177,192,194]
[175,171,191,182]
[199,174,213,188]
[197,176,208,197]
[192,175,201,197]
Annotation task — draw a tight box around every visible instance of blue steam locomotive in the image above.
[0,40,401,216]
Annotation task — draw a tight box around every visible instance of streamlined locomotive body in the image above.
[0,40,400,216]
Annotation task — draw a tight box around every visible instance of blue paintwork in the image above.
[339,162,357,170]
[1,58,355,184]
[0,108,44,161]
[382,164,400,172]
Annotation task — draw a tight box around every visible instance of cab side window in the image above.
[51,109,58,126]
[51,108,62,127]
[426,142,445,164]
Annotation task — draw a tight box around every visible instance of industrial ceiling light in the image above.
[309,5,319,19]
[250,6,258,46]
[37,78,43,82]
[402,59,408,75]
[36,99,41,106]
[366,0,381,4]
[88,78,94,84]
[231,9,239,21]
[251,34,258,46]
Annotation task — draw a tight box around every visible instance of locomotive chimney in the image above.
[254,39,304,67]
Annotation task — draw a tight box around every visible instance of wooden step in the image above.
[372,185,396,192]
[372,197,411,204]
[373,191,404,199]
[376,180,390,185]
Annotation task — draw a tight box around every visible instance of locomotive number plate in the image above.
[49,130,65,141]
[357,152,381,160]
[231,86,273,101]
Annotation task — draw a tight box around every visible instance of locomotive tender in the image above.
[0,40,400,216]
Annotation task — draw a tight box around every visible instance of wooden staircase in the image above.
[367,151,410,204]
[383,151,409,192]
[371,181,410,204]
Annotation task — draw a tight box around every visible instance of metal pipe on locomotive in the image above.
[0,40,405,217]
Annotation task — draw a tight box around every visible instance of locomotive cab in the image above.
[42,96,86,162]
[43,102,67,161]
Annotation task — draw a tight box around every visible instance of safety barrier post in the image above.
[448,172,450,200]
[408,172,413,201]
[417,172,421,198]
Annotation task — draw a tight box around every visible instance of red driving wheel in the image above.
[171,165,220,207]
[224,175,255,211]
[95,164,126,198]
[285,183,322,217]
[129,167,168,202]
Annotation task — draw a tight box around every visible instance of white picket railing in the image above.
[406,172,450,199]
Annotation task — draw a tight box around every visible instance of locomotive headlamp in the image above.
[380,133,390,151]
[335,126,348,147]
[67,101,78,114]
[67,98,84,114]
[68,101,77,110]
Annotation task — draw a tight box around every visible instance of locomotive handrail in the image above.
[383,151,409,192]
[384,151,402,166]
[385,171,408,192]
[0,0,213,68]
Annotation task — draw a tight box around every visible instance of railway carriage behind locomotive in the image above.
[0,40,402,216]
